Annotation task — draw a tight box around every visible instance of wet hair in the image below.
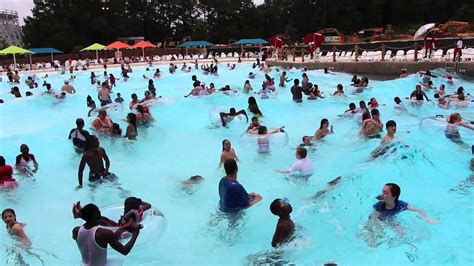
[25,91,33,96]
[416,84,421,90]
[370,108,379,117]
[434,93,440,99]
[439,84,445,90]
[191,75,196,81]
[296,147,307,158]
[359,100,366,107]
[457,87,464,94]
[251,117,258,122]
[386,120,396,128]
[385,183,401,201]
[394,97,401,104]
[458,94,465,101]
[131,93,138,99]
[98,109,107,116]
[136,105,145,114]
[362,111,371,121]
[349,103,356,109]
[127,113,137,132]
[428,81,433,86]
[258,126,268,135]
[222,139,230,151]
[224,159,238,175]
[270,199,282,216]
[80,204,100,223]
[294,79,299,85]
[0,156,5,166]
[319,118,329,129]
[124,197,142,213]
[76,118,85,127]
[448,113,460,124]
[337,84,343,90]
[2,208,16,220]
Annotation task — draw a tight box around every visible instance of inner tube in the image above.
[239,131,289,152]
[90,102,124,115]
[99,204,167,246]
[419,115,474,139]
[133,97,171,109]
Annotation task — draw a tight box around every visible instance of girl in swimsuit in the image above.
[257,126,285,153]
[15,144,39,174]
[248,96,263,117]
[2,209,30,246]
[314,118,334,139]
[125,113,138,140]
[218,139,239,168]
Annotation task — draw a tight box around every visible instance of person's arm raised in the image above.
[106,224,141,255]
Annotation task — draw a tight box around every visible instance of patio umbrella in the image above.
[81,43,105,60]
[132,41,156,58]
[105,41,132,60]
[268,36,284,48]
[304,33,325,53]
[414,23,436,39]
[0,45,33,68]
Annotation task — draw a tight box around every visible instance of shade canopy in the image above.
[414,23,436,39]
[0,45,33,55]
[268,36,284,48]
[232,39,269,45]
[179,41,213,47]
[105,41,132,49]
[304,33,325,52]
[132,41,156,48]
[81,43,105,51]
[28,47,63,54]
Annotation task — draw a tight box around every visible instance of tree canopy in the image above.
[22,0,472,52]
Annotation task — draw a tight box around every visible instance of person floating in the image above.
[219,108,248,127]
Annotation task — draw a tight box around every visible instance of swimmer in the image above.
[270,198,294,248]
[218,159,262,213]
[308,84,324,99]
[61,80,76,94]
[340,103,357,117]
[2,209,30,246]
[219,108,248,127]
[291,79,303,103]
[154,68,161,79]
[257,126,285,153]
[393,97,406,111]
[135,105,152,124]
[140,91,155,103]
[69,118,91,151]
[218,85,237,94]
[92,110,113,133]
[436,84,446,96]
[360,112,380,137]
[312,176,342,199]
[15,144,39,174]
[445,113,474,145]
[380,120,397,145]
[0,156,16,186]
[72,203,141,266]
[368,98,379,108]
[243,80,253,94]
[124,113,138,140]
[218,139,239,168]
[279,71,291,87]
[147,79,157,97]
[274,148,313,177]
[181,175,204,185]
[434,94,450,109]
[332,84,344,96]
[298,136,314,149]
[409,85,430,102]
[247,117,261,132]
[248,72,256,79]
[313,118,334,139]
[77,135,115,189]
[370,183,438,223]
[129,94,139,109]
[115,93,124,103]
[55,91,66,99]
[357,100,369,113]
[399,69,408,78]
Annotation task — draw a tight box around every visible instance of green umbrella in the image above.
[0,45,34,68]
[80,43,105,60]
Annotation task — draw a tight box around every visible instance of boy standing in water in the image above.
[270,198,295,247]
[380,120,397,145]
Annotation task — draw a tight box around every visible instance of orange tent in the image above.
[132,41,156,58]
[105,41,132,49]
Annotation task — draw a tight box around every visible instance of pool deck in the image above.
[265,58,474,77]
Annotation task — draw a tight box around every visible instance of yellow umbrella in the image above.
[0,45,34,68]
[80,43,105,60]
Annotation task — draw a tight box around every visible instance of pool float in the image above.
[209,107,248,127]
[90,102,124,115]
[419,115,474,139]
[0,179,18,189]
[239,130,289,152]
[132,97,171,109]
[99,203,167,246]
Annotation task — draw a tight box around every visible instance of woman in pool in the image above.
[257,126,285,153]
[92,110,113,133]
[218,139,239,168]
[445,113,474,144]
[129,93,139,109]
[409,85,430,102]
[0,156,17,187]
[243,80,253,94]
[15,144,39,174]
[248,96,263,117]
[370,183,437,223]
[308,84,324,99]
[370,109,383,131]
[124,113,138,140]
[2,208,30,245]
[140,91,155,103]
[135,105,152,124]
[314,118,334,139]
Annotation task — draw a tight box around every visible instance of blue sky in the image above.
[4,0,265,25]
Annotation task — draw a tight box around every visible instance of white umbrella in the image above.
[414,23,436,39]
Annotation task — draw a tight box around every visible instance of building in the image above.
[0,9,23,48]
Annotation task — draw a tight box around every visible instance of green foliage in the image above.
[22,0,472,52]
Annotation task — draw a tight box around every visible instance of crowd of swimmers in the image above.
[1,56,473,265]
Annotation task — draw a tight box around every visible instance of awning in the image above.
[232,39,269,45]
[28,47,63,54]
[179,41,213,47]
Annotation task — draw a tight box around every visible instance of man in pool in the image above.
[270,198,294,247]
[68,118,91,151]
[218,159,262,213]
[77,135,115,189]
[219,108,248,127]
[73,203,141,266]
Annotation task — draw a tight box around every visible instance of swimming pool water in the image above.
[0,62,473,265]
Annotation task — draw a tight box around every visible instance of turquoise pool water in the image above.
[0,62,473,265]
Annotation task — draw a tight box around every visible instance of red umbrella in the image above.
[304,33,325,53]
[132,41,156,58]
[105,41,132,49]
[268,35,284,48]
